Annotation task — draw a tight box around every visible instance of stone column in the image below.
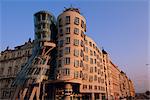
[92,93,95,100]
[64,84,72,100]
[99,93,102,100]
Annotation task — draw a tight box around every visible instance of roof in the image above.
[102,49,108,54]
[34,10,55,17]
[63,7,80,14]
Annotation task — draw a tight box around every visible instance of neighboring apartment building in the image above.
[0,7,135,100]
[0,39,33,99]
[107,60,121,100]
[120,71,131,99]
[129,79,135,97]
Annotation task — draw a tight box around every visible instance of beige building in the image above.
[0,7,135,100]
[129,79,135,98]
[119,71,130,99]
[107,60,121,100]
[0,39,33,99]
[54,8,106,99]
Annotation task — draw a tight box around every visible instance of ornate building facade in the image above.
[0,8,135,100]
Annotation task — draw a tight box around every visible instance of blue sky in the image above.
[0,0,149,92]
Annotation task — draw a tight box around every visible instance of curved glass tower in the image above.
[34,11,57,42]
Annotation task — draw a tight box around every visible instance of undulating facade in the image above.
[0,7,135,100]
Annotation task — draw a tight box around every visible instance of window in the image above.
[101,78,104,83]
[94,86,97,90]
[95,67,97,73]
[84,55,88,62]
[74,71,79,79]
[85,47,88,53]
[74,17,79,25]
[64,57,70,65]
[59,40,64,47]
[98,69,100,75]
[42,33,47,38]
[34,68,41,75]
[42,23,46,29]
[89,85,92,90]
[83,85,87,89]
[74,28,79,34]
[94,75,97,81]
[81,30,84,38]
[66,27,70,34]
[90,50,93,56]
[80,60,84,67]
[8,67,12,75]
[59,29,63,36]
[94,51,96,56]
[64,68,70,76]
[90,67,93,73]
[59,18,62,27]
[80,50,84,57]
[89,76,93,82]
[90,58,93,64]
[65,37,70,44]
[74,49,79,57]
[74,60,79,67]
[0,68,4,75]
[42,13,46,20]
[85,64,88,71]
[82,73,88,80]
[98,86,101,90]
[80,71,83,78]
[65,47,70,54]
[37,25,41,30]
[74,39,79,46]
[59,50,63,57]
[80,40,84,47]
[81,20,84,28]
[37,15,41,21]
[98,77,101,83]
[58,60,62,67]
[89,42,92,47]
[66,16,70,24]
[28,68,35,75]
[94,59,97,64]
